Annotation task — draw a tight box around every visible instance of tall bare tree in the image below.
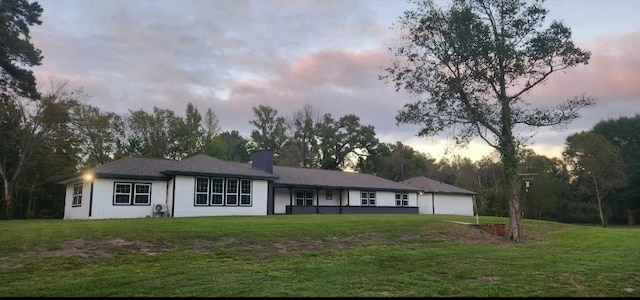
[383,0,595,241]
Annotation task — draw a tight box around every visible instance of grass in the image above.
[0,214,638,297]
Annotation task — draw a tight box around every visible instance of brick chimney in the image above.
[251,148,273,174]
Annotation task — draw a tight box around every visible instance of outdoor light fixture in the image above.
[83,173,94,181]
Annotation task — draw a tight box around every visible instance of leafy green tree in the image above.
[383,0,594,241]
[285,104,322,168]
[356,141,438,181]
[0,0,43,103]
[169,103,204,159]
[204,130,250,162]
[125,107,179,159]
[248,105,287,159]
[592,114,640,225]
[0,82,81,218]
[317,114,378,170]
[564,132,628,227]
[72,101,125,168]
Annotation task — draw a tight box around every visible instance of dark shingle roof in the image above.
[161,154,276,179]
[272,166,419,192]
[402,176,477,195]
[56,157,181,183]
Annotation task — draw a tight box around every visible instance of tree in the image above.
[592,114,640,225]
[0,0,43,103]
[72,101,125,168]
[125,107,179,159]
[203,108,221,144]
[356,141,438,181]
[248,105,287,158]
[563,132,628,227]
[383,0,595,241]
[169,103,204,159]
[0,81,80,218]
[285,104,322,168]
[204,130,250,162]
[317,113,379,170]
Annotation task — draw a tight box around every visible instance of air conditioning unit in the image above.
[152,203,169,217]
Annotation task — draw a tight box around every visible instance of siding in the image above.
[417,193,474,216]
[63,181,90,219]
[274,187,290,214]
[89,178,168,219]
[348,190,418,207]
[172,175,268,217]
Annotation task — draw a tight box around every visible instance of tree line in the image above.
[1,0,637,232]
[1,80,637,226]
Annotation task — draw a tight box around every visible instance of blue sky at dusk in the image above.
[31,0,640,161]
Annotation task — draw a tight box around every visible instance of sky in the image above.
[30,0,640,162]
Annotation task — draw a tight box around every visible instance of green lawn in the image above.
[0,214,638,297]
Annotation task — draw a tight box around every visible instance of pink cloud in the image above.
[525,31,640,103]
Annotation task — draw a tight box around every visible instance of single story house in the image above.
[57,149,425,219]
[402,176,477,216]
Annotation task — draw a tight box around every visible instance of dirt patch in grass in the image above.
[36,223,545,259]
[428,221,548,245]
[40,238,175,258]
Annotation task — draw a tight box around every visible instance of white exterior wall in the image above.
[274,187,290,214]
[90,178,168,219]
[172,175,268,217]
[63,180,90,219]
[347,190,418,207]
[417,193,474,216]
[64,178,168,220]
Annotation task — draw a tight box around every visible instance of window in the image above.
[361,191,376,206]
[325,190,333,200]
[295,190,314,206]
[240,179,251,206]
[194,177,252,206]
[395,193,409,207]
[226,178,238,205]
[72,184,83,207]
[211,178,224,205]
[114,182,151,205]
[114,183,132,204]
[195,177,209,206]
[134,184,151,205]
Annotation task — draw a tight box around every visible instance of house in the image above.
[402,176,477,216]
[57,149,423,219]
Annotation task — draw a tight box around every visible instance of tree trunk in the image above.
[594,184,606,227]
[502,137,523,242]
[629,209,636,226]
[3,178,12,219]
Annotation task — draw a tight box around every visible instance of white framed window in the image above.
[194,177,252,207]
[195,177,209,206]
[114,182,152,205]
[226,178,238,205]
[325,190,333,200]
[240,179,251,206]
[361,191,376,206]
[133,184,151,205]
[211,178,224,205]
[295,190,314,206]
[72,184,83,207]
[114,183,132,205]
[395,193,409,207]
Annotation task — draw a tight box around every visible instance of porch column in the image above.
[339,189,343,214]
